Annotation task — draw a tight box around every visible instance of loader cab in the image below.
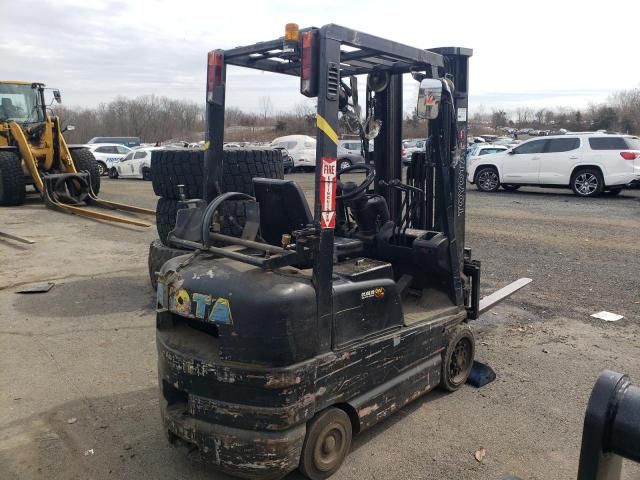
[0,82,46,124]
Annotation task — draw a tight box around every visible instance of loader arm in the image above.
[7,121,45,192]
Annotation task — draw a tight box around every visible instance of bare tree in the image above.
[259,96,273,122]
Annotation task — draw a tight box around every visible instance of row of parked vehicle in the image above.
[467,132,640,197]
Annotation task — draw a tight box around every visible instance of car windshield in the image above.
[0,83,44,123]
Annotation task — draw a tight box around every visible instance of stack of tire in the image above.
[147,148,284,289]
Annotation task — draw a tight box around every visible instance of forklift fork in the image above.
[42,171,155,227]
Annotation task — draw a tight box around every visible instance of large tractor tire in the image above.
[156,197,251,246]
[151,148,284,200]
[151,150,203,199]
[71,148,101,195]
[148,239,191,290]
[222,148,284,195]
[0,151,26,206]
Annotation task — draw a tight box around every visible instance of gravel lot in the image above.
[0,175,638,480]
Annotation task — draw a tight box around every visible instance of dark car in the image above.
[274,146,294,173]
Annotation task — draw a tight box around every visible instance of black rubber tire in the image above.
[142,166,151,181]
[97,161,107,177]
[71,148,101,195]
[151,148,284,200]
[605,188,623,196]
[222,148,285,195]
[501,184,520,191]
[475,167,500,192]
[156,197,180,245]
[440,324,475,392]
[108,167,119,179]
[148,239,190,290]
[0,151,26,206]
[151,150,202,199]
[571,168,604,197]
[299,408,352,480]
[156,197,251,246]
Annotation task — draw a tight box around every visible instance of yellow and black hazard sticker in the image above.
[316,114,338,145]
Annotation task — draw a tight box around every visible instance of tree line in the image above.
[474,88,640,135]
[56,87,639,145]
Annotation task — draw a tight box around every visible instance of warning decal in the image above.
[320,157,337,229]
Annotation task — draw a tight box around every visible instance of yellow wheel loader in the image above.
[0,81,154,226]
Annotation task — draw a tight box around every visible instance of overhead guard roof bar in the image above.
[223,23,446,77]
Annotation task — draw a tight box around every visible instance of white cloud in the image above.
[1,0,638,113]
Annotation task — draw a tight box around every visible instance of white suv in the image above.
[467,134,640,197]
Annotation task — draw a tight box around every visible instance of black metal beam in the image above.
[226,56,300,76]
[326,24,445,68]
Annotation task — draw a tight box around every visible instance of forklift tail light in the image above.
[620,151,638,160]
[207,51,224,103]
[300,30,318,98]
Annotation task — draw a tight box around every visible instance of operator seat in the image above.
[1,98,16,118]
[252,178,362,257]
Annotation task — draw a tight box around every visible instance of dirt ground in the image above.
[0,176,639,480]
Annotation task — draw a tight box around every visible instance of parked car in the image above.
[466,144,509,164]
[88,136,141,148]
[272,146,294,173]
[467,134,640,197]
[271,135,316,170]
[402,139,426,164]
[110,146,163,180]
[84,143,132,176]
[337,139,365,170]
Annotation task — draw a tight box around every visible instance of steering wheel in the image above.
[336,164,375,200]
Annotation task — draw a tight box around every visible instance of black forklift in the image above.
[155,24,530,480]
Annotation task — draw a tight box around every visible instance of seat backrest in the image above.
[253,178,313,245]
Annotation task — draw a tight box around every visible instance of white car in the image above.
[110,146,162,180]
[271,135,316,170]
[84,143,132,176]
[467,133,640,197]
[466,144,509,164]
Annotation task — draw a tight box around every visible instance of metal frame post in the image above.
[204,50,226,203]
[313,27,340,353]
[373,74,403,219]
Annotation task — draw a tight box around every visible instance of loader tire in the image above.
[156,197,251,246]
[0,151,26,206]
[71,148,101,195]
[151,148,284,200]
[148,239,190,290]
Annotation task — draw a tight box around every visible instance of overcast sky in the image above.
[2,0,638,115]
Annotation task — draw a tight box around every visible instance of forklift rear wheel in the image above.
[440,324,475,392]
[300,407,352,480]
[475,167,500,192]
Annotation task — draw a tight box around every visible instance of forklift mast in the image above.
[203,24,473,321]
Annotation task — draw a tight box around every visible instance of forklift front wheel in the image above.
[300,407,353,480]
[440,325,475,392]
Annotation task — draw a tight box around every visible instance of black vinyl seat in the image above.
[253,178,362,257]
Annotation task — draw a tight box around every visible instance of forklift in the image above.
[155,24,531,479]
